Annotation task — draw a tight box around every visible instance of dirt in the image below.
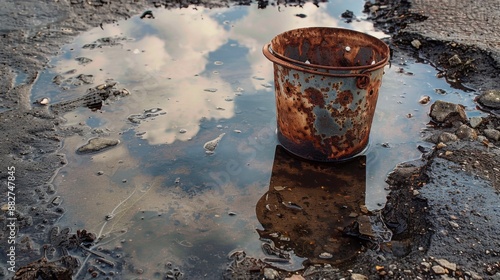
[1,0,500,279]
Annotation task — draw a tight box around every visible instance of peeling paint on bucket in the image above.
[263,27,389,161]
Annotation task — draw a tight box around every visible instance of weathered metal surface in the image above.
[263,27,389,161]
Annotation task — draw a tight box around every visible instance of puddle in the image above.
[29,1,487,278]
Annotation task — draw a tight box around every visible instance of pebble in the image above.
[438,132,458,143]
[76,137,119,154]
[429,100,467,124]
[469,117,483,128]
[203,133,225,153]
[483,129,500,141]
[97,171,104,175]
[411,39,422,49]
[350,274,368,280]
[448,54,462,66]
[449,221,459,228]
[431,265,446,274]
[263,268,279,279]
[436,142,447,149]
[319,252,333,259]
[476,89,500,109]
[436,258,457,271]
[455,124,477,140]
[419,95,431,104]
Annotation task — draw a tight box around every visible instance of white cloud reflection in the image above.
[53,3,385,146]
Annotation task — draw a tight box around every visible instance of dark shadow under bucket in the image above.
[263,27,390,162]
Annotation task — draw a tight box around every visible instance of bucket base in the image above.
[277,131,370,162]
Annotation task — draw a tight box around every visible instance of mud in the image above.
[1,0,500,279]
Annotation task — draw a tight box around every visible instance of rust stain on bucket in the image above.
[263,27,389,161]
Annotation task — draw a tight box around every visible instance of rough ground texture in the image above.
[1,0,500,279]
[406,0,500,64]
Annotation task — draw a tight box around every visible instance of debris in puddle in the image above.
[295,13,307,18]
[252,76,265,80]
[128,108,165,124]
[233,129,241,133]
[344,212,393,244]
[204,88,218,92]
[203,133,225,154]
[419,95,431,104]
[140,10,154,19]
[214,61,224,65]
[50,82,129,113]
[75,56,93,65]
[34,97,50,105]
[435,88,447,95]
[76,137,119,154]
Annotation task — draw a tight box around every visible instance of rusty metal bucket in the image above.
[263,27,389,161]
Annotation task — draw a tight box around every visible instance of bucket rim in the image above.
[266,27,390,71]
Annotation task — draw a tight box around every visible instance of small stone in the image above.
[455,124,477,140]
[413,190,420,196]
[431,265,446,275]
[436,259,457,271]
[77,138,119,154]
[444,151,453,156]
[319,252,333,259]
[411,39,422,49]
[51,196,62,206]
[421,262,431,269]
[429,100,467,125]
[436,142,447,149]
[359,205,369,214]
[349,212,359,218]
[419,95,431,104]
[39,98,50,105]
[351,274,368,280]
[448,54,462,66]
[469,117,483,128]
[449,221,459,228]
[476,89,500,109]
[467,271,483,280]
[438,132,458,143]
[97,171,104,175]
[263,268,279,279]
[483,129,500,141]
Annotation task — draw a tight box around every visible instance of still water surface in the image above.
[30,1,481,278]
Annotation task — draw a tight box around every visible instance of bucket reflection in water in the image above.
[263,27,390,161]
[256,145,368,266]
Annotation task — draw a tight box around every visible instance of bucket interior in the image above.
[270,27,388,68]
